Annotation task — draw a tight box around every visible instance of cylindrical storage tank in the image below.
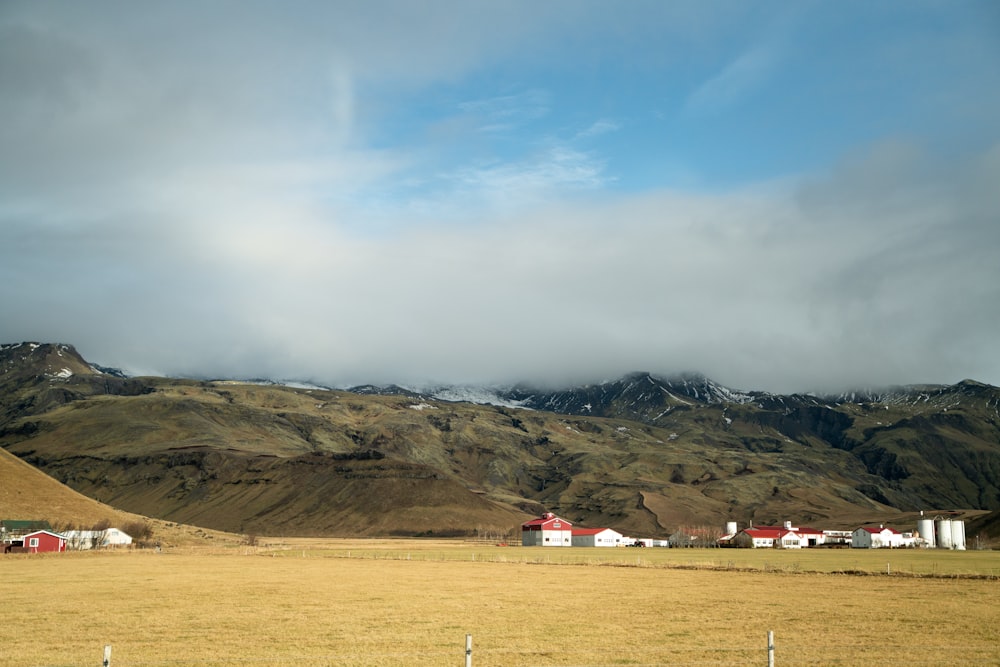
[936,518,953,549]
[951,520,966,551]
[726,521,738,536]
[917,519,936,548]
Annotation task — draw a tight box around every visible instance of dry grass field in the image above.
[2,543,998,667]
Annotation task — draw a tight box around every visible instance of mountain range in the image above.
[2,342,999,540]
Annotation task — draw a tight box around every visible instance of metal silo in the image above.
[935,518,953,549]
[917,518,936,548]
[950,520,966,551]
[725,521,738,536]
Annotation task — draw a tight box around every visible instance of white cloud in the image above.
[457,89,551,133]
[685,46,775,115]
[7,139,995,393]
[575,119,621,140]
[453,146,606,196]
[2,2,998,393]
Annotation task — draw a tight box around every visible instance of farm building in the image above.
[732,527,803,549]
[728,521,829,549]
[852,526,904,549]
[1,519,52,540]
[20,530,67,553]
[521,513,572,547]
[791,526,826,547]
[822,530,854,546]
[63,528,133,550]
[571,527,623,547]
[627,537,670,547]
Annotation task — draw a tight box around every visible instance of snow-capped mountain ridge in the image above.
[4,342,996,417]
[339,373,999,425]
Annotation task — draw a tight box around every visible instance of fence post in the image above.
[103,644,112,667]
[767,630,774,667]
[465,633,472,667]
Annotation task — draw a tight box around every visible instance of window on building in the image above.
[29,538,39,547]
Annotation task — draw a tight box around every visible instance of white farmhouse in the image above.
[571,527,624,547]
[791,526,826,547]
[733,527,803,549]
[64,528,133,550]
[852,525,903,549]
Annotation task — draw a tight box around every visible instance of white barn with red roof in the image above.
[731,521,829,549]
[733,526,807,549]
[521,513,572,547]
[571,527,623,547]
[791,525,826,547]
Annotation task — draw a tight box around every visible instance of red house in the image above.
[21,530,67,553]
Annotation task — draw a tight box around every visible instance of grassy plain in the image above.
[2,542,999,667]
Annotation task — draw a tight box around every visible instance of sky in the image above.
[1,1,999,393]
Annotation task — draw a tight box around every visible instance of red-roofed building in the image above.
[731,520,831,549]
[521,513,572,547]
[571,527,623,547]
[21,530,67,554]
[733,527,804,549]
[852,525,903,549]
[786,525,826,547]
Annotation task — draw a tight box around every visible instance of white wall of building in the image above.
[572,529,623,547]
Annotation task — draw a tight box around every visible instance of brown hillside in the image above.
[965,509,1000,547]
[0,446,132,527]
[3,343,999,539]
[1,376,903,537]
[0,446,235,546]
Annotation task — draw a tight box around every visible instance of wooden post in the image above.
[102,644,112,667]
[465,633,472,667]
[767,631,774,667]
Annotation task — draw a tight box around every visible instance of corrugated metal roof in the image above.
[521,515,572,528]
[742,527,790,537]
[1,519,52,533]
[858,526,901,535]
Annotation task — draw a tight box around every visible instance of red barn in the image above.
[21,530,67,554]
[521,512,572,547]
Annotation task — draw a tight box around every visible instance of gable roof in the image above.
[742,527,793,538]
[572,528,618,536]
[521,514,572,529]
[857,526,900,535]
[737,526,799,540]
[22,530,66,540]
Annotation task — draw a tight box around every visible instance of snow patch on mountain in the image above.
[424,384,531,409]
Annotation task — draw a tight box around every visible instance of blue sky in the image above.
[1,1,999,391]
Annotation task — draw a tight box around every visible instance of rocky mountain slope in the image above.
[2,343,999,538]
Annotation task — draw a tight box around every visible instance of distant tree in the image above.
[694,524,724,548]
[121,520,154,548]
[90,519,112,550]
[59,522,87,550]
[670,525,724,548]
